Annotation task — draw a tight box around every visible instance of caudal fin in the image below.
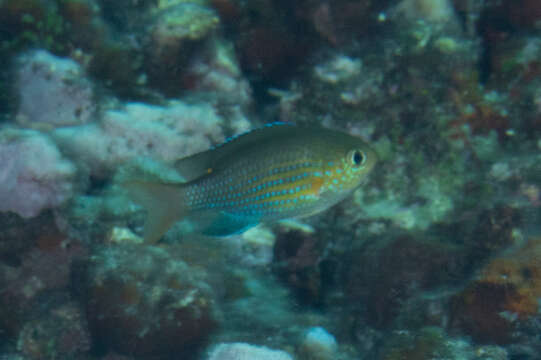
[123,181,187,243]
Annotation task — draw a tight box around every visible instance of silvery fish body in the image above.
[125,123,377,242]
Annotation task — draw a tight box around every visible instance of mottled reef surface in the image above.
[1,0,541,359]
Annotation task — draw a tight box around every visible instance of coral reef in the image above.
[81,244,218,358]
[183,38,253,110]
[15,50,96,129]
[469,204,522,254]
[451,236,541,345]
[228,225,276,267]
[0,211,56,265]
[272,227,326,305]
[0,128,76,218]
[0,0,541,359]
[346,234,468,328]
[379,327,453,360]
[378,327,508,360]
[0,0,66,53]
[53,100,241,177]
[145,1,220,95]
[0,220,85,338]
[16,302,91,359]
[396,0,457,24]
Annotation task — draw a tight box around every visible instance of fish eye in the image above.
[349,149,366,166]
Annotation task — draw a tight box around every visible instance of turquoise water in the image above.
[0,1,540,359]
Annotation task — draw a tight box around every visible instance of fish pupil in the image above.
[352,150,365,166]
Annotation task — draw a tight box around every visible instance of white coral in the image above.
[207,343,293,360]
[53,101,228,177]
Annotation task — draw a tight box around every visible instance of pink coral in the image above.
[0,129,76,218]
[53,101,248,177]
[15,50,96,129]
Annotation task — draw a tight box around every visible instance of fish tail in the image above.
[123,180,188,243]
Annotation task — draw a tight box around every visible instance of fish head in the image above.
[315,132,378,199]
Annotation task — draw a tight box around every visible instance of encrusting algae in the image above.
[123,123,377,242]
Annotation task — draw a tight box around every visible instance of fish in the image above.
[124,123,378,243]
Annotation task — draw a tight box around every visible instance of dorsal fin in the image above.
[174,122,296,182]
[174,150,216,182]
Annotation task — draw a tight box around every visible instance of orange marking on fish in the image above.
[311,177,324,194]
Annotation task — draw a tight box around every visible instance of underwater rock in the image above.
[395,0,457,24]
[207,342,293,360]
[209,0,240,24]
[87,39,146,98]
[218,269,308,346]
[217,0,385,83]
[15,50,96,129]
[451,236,541,345]
[470,204,522,255]
[346,234,468,328]
[278,49,385,127]
[272,227,326,305]
[314,55,362,85]
[451,281,516,345]
[0,128,76,218]
[0,0,49,37]
[377,326,508,360]
[477,1,541,86]
[389,0,464,59]
[479,36,541,126]
[226,0,317,84]
[53,100,228,178]
[56,0,107,56]
[101,354,134,360]
[0,211,57,266]
[237,25,307,82]
[480,0,541,32]
[230,225,276,267]
[504,0,541,30]
[82,244,218,358]
[0,226,86,338]
[446,69,513,141]
[16,302,91,359]
[378,327,453,360]
[0,0,106,64]
[96,0,155,31]
[0,0,65,53]
[105,226,144,245]
[183,38,253,110]
[296,0,393,45]
[298,326,338,360]
[145,2,219,95]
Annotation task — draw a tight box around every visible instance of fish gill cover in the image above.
[0,0,540,359]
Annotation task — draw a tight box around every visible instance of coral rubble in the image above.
[82,244,218,358]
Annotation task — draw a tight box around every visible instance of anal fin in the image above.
[201,211,259,236]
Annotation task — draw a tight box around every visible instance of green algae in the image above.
[151,2,219,41]
[0,0,66,54]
